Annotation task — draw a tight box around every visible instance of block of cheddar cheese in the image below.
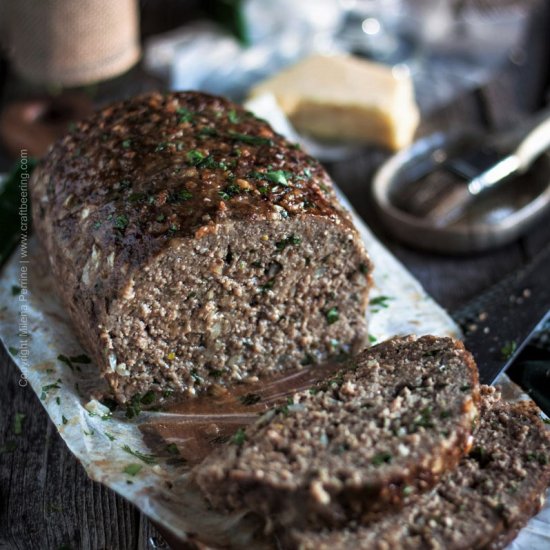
[249,54,420,151]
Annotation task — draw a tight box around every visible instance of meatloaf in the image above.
[290,386,550,550]
[30,91,371,404]
[193,335,480,528]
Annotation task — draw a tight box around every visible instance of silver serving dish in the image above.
[372,131,550,254]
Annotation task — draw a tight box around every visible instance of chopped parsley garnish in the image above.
[358,263,369,275]
[155,142,168,152]
[414,406,434,429]
[227,131,273,147]
[275,234,301,251]
[460,384,471,392]
[371,452,392,466]
[265,170,291,186]
[169,188,193,203]
[60,415,68,425]
[8,346,18,355]
[121,444,156,464]
[368,334,377,344]
[114,215,129,231]
[186,149,206,165]
[219,183,243,201]
[104,432,116,441]
[209,369,224,378]
[198,126,219,137]
[228,109,240,123]
[123,463,143,476]
[325,307,339,325]
[231,428,247,445]
[501,340,517,360]
[190,368,203,385]
[177,107,194,123]
[301,353,315,366]
[140,391,156,405]
[71,354,91,364]
[125,395,142,419]
[41,380,62,400]
[239,393,261,406]
[11,285,21,296]
[260,278,276,292]
[166,443,179,455]
[403,485,414,496]
[58,353,91,371]
[121,139,132,149]
[369,295,393,309]
[14,412,25,435]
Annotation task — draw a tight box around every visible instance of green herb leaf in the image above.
[219,183,243,201]
[114,215,129,231]
[140,391,156,405]
[122,139,132,149]
[265,170,291,186]
[231,428,247,445]
[14,412,25,435]
[8,346,18,356]
[369,295,393,309]
[239,393,261,406]
[71,354,91,364]
[259,278,276,292]
[186,150,205,165]
[166,443,179,455]
[228,109,240,123]
[104,432,116,441]
[371,452,392,466]
[41,380,61,400]
[326,307,339,325]
[275,234,301,251]
[368,334,377,344]
[227,131,273,147]
[11,285,21,296]
[177,107,194,123]
[121,444,156,464]
[501,340,518,360]
[62,416,68,425]
[124,463,143,476]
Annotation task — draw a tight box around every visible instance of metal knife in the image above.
[452,242,550,385]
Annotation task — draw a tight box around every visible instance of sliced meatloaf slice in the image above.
[192,335,480,528]
[30,91,371,405]
[290,386,550,550]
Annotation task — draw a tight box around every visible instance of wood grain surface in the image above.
[2,18,550,550]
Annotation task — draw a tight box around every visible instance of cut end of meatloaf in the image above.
[290,386,550,550]
[30,91,372,405]
[192,335,480,529]
[105,216,369,402]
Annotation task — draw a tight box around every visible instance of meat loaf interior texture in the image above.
[290,386,550,550]
[192,336,480,528]
[30,91,371,404]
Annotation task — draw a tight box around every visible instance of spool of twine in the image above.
[5,0,141,86]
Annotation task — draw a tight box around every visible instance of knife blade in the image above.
[451,242,550,385]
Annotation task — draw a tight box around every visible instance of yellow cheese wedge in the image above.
[249,54,420,151]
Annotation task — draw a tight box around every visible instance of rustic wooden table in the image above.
[1,35,550,550]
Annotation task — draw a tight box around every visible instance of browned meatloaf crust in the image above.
[30,91,371,404]
[192,335,480,528]
[290,386,550,550]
